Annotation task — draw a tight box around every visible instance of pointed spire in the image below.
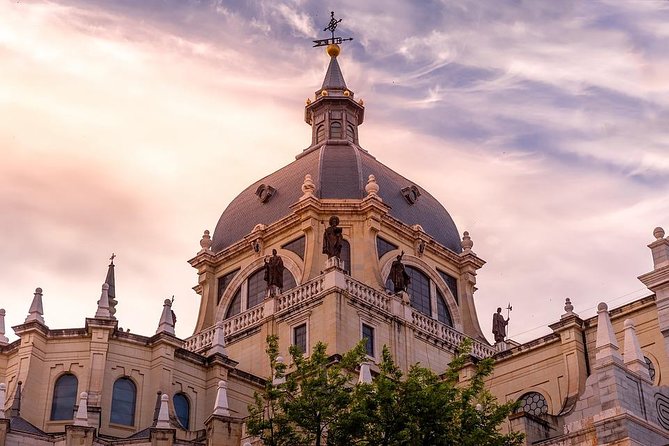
[156,394,171,428]
[156,299,176,335]
[623,319,651,380]
[0,383,6,419]
[595,302,623,364]
[358,361,372,384]
[320,47,347,92]
[95,283,112,318]
[105,254,117,318]
[10,381,21,418]
[0,309,8,345]
[152,391,163,425]
[74,392,89,426]
[208,321,227,356]
[25,288,45,324]
[213,380,230,416]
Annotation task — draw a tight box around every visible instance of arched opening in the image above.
[173,393,190,429]
[224,267,298,319]
[50,374,78,420]
[330,121,342,139]
[111,377,137,426]
[436,289,453,326]
[516,392,548,416]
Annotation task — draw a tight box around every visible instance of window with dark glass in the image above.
[173,393,190,429]
[376,237,398,259]
[50,373,78,420]
[436,289,453,327]
[282,269,297,290]
[316,124,325,143]
[246,268,266,309]
[406,266,431,317]
[293,323,307,353]
[330,121,342,139]
[217,269,240,305]
[110,377,136,426]
[437,269,459,304]
[282,236,306,260]
[362,324,375,357]
[225,289,242,319]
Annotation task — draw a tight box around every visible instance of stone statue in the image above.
[389,251,410,293]
[264,249,284,294]
[322,216,343,259]
[492,307,509,343]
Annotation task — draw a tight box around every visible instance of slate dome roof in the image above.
[211,45,461,254]
[211,144,461,253]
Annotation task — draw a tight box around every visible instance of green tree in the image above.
[247,337,524,446]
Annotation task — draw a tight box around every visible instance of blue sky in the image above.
[1,0,668,343]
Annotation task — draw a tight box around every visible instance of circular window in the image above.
[645,356,656,382]
[516,392,548,417]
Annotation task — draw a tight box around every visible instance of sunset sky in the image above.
[1,1,668,344]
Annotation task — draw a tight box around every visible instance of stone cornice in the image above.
[638,264,669,289]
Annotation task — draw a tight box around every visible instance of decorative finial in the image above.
[0,309,8,345]
[95,283,112,318]
[312,11,353,50]
[564,298,574,314]
[461,231,473,252]
[155,299,175,335]
[74,392,89,426]
[156,393,171,428]
[213,380,231,416]
[109,253,116,266]
[25,287,45,325]
[200,230,212,251]
[654,227,665,240]
[623,318,651,381]
[301,174,316,198]
[365,174,380,197]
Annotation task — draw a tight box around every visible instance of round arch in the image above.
[513,388,554,416]
[380,252,462,332]
[215,250,302,321]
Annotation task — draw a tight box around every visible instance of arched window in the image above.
[224,266,298,319]
[111,377,137,426]
[330,121,342,139]
[225,289,241,318]
[50,373,78,420]
[346,124,356,143]
[316,124,325,143]
[173,393,190,429]
[436,289,453,326]
[516,392,548,416]
[246,268,266,309]
[406,266,431,317]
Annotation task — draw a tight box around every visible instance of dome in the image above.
[211,143,461,253]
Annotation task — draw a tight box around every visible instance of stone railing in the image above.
[411,310,496,358]
[183,326,215,353]
[275,278,325,314]
[344,277,391,312]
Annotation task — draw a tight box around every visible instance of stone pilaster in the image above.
[639,226,669,360]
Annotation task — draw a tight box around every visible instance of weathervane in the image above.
[313,11,353,47]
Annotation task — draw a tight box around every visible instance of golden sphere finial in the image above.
[326,44,340,58]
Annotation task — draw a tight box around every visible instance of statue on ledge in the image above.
[264,249,284,295]
[492,307,509,343]
[322,216,343,259]
[389,251,410,293]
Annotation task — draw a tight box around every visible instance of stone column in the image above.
[638,227,669,359]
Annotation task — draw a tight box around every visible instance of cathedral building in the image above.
[1,37,669,446]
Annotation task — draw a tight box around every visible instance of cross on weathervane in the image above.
[109,253,116,265]
[312,11,353,47]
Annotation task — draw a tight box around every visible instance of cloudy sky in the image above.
[1,0,668,345]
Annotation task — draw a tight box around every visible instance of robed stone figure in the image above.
[390,251,410,293]
[322,216,343,259]
[492,307,508,343]
[264,249,284,295]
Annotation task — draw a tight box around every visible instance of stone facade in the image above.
[2,44,669,446]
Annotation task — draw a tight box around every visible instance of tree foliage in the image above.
[247,336,524,446]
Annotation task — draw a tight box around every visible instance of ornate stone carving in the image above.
[200,230,212,250]
[401,185,421,204]
[255,184,276,203]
